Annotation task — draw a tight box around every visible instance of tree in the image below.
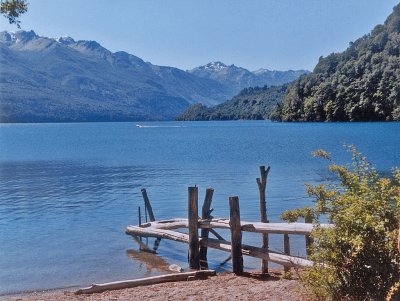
[1,0,28,28]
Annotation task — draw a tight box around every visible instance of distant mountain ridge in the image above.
[189,61,308,95]
[0,30,308,122]
[0,30,229,122]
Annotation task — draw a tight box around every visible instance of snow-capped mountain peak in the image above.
[0,30,38,44]
[56,36,75,45]
[253,68,272,75]
[204,61,228,70]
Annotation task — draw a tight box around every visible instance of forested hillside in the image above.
[176,85,286,121]
[275,4,400,121]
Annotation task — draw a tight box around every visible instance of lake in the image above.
[0,121,399,294]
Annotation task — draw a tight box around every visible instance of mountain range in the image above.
[188,61,308,96]
[0,31,308,122]
[180,3,400,122]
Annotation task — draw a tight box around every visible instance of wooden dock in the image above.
[126,166,333,274]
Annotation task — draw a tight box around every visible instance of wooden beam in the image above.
[75,270,216,295]
[229,196,243,275]
[141,188,155,222]
[188,186,200,270]
[199,188,214,269]
[257,165,270,273]
[140,189,161,252]
[125,226,314,268]
[136,218,332,235]
[283,234,291,273]
[127,226,190,243]
[205,237,314,268]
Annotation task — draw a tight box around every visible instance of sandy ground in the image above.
[0,271,310,301]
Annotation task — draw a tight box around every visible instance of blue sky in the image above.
[1,0,398,71]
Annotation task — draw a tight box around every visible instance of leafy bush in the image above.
[281,147,400,300]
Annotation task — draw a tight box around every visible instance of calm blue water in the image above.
[0,121,399,294]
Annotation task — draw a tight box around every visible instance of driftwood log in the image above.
[75,270,216,295]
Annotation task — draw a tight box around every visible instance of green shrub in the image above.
[281,146,400,301]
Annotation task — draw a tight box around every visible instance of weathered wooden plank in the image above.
[257,165,270,273]
[229,196,243,275]
[138,219,188,230]
[126,226,189,243]
[188,186,200,270]
[204,237,314,268]
[137,218,332,235]
[75,270,216,295]
[206,219,331,235]
[199,188,214,269]
[125,226,314,268]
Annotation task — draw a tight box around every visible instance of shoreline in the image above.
[0,270,309,301]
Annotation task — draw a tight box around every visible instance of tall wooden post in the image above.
[141,188,161,252]
[188,186,200,270]
[284,234,291,273]
[229,196,243,275]
[199,188,214,269]
[138,206,142,245]
[141,188,155,222]
[256,166,270,273]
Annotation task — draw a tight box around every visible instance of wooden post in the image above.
[188,186,200,270]
[256,165,270,273]
[305,216,313,257]
[283,234,291,273]
[138,206,142,244]
[199,188,214,269]
[141,189,155,222]
[141,188,161,252]
[229,196,243,275]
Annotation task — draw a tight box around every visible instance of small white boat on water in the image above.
[136,123,185,128]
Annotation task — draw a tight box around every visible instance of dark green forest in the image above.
[275,4,400,121]
[176,85,286,121]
